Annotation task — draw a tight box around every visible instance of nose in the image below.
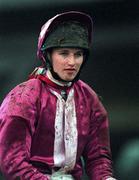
[67,54,75,66]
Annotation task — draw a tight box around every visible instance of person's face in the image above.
[51,48,84,81]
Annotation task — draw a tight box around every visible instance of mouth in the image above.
[64,68,76,73]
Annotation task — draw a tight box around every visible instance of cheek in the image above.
[52,60,57,69]
[53,61,60,72]
[52,58,65,72]
[51,55,59,70]
[77,60,83,69]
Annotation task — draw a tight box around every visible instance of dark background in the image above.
[0,0,139,179]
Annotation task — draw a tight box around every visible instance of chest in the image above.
[41,91,90,131]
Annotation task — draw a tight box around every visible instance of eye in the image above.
[60,52,68,55]
[59,51,69,57]
[75,51,83,58]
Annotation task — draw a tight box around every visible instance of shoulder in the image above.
[74,80,105,109]
[11,78,42,96]
[75,80,107,116]
[75,79,98,98]
[1,78,43,106]
[0,79,44,126]
[18,78,42,91]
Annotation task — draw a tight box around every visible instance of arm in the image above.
[0,81,50,180]
[82,94,115,180]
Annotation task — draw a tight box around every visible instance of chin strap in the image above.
[50,69,69,83]
[47,70,72,87]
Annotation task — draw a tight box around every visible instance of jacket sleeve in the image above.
[0,80,50,180]
[82,93,114,180]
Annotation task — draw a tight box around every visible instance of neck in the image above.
[47,70,72,87]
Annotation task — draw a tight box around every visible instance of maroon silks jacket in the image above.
[0,76,113,180]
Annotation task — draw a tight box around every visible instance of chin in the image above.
[64,76,75,82]
[63,79,73,82]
